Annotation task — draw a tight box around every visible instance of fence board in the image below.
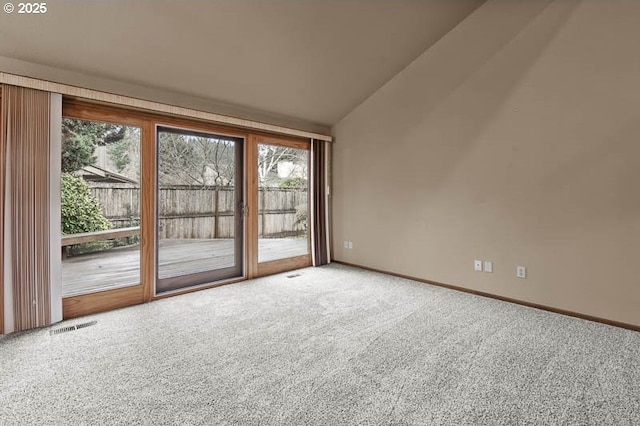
[90,185,306,239]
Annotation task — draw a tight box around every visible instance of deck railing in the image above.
[61,226,140,247]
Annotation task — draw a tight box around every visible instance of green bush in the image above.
[278,177,307,189]
[61,173,111,235]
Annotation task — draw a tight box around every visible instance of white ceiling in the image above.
[0,0,484,127]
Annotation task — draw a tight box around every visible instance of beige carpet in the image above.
[1,264,638,425]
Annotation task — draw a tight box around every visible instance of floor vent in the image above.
[287,273,301,278]
[50,320,97,335]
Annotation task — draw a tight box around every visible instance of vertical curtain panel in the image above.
[0,88,5,333]
[1,85,52,332]
[311,139,330,266]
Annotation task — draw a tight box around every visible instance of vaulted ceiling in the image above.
[0,0,484,127]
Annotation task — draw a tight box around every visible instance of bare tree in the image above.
[257,145,306,187]
[158,133,235,187]
[159,134,307,188]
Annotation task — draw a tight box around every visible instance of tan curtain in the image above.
[1,85,52,331]
[0,88,5,333]
[311,139,330,266]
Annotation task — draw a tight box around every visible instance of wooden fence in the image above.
[90,185,307,239]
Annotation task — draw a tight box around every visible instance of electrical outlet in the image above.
[348,241,353,249]
[484,261,493,273]
[517,266,526,279]
[474,260,483,272]
[343,241,349,249]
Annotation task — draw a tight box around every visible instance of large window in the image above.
[257,143,309,263]
[60,118,141,297]
[58,100,318,319]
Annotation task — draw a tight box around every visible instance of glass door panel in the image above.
[61,118,141,297]
[257,143,310,263]
[156,126,243,293]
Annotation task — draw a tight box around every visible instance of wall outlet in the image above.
[517,266,526,279]
[484,261,493,273]
[348,241,353,249]
[343,241,349,249]
[474,260,483,272]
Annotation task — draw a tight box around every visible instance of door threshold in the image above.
[153,275,246,299]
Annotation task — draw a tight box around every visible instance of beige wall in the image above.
[332,0,640,326]
[0,56,330,136]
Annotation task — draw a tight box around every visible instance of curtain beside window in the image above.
[311,139,330,266]
[1,85,52,332]
[0,87,4,334]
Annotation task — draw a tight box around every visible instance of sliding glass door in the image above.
[156,126,244,293]
[58,100,315,319]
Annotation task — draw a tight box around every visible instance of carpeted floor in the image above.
[1,264,638,425]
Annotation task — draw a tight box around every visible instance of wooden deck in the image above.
[62,238,308,297]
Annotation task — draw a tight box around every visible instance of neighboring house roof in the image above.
[76,165,138,185]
